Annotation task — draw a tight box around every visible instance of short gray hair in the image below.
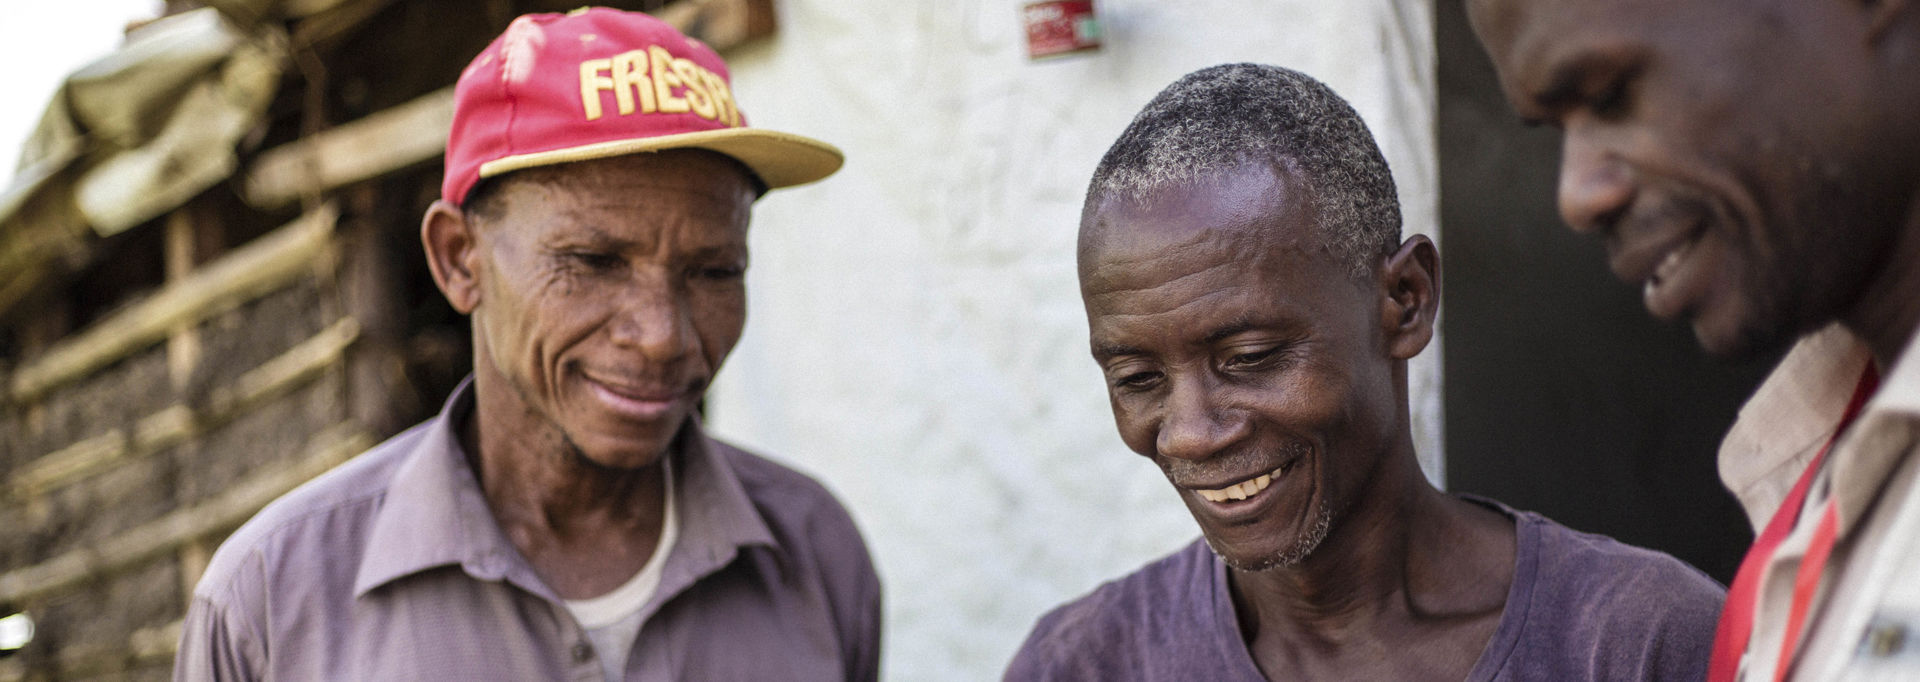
[1085,63,1401,277]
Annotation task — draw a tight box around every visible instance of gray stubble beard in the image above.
[1209,499,1334,572]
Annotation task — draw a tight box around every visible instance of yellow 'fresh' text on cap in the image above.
[579,46,740,126]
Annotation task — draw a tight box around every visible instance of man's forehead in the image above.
[1078,168,1331,306]
[1082,164,1314,257]
[497,149,758,204]
[1466,0,1670,118]
[1469,0,1665,62]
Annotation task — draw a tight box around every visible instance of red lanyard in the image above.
[1706,364,1879,682]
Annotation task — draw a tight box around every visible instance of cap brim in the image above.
[477,127,844,190]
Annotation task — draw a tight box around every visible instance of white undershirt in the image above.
[562,464,678,682]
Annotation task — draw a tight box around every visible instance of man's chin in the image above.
[564,429,681,472]
[1689,310,1796,362]
[1205,504,1334,572]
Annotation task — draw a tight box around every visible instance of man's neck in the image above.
[465,417,669,536]
[1226,454,1514,680]
[461,365,670,599]
[1843,195,1920,371]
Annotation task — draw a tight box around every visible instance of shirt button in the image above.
[1867,624,1908,657]
[572,642,594,664]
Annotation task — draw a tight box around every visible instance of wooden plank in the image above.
[0,616,180,682]
[242,89,454,209]
[211,315,361,414]
[7,204,339,405]
[6,317,361,501]
[132,405,197,454]
[129,619,182,663]
[0,261,55,329]
[0,422,375,605]
[5,429,129,502]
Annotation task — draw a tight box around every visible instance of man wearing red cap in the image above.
[174,8,879,681]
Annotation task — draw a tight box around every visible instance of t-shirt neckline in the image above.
[1204,496,1536,681]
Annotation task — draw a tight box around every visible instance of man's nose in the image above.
[1556,127,1634,236]
[1155,377,1249,462]
[608,271,696,362]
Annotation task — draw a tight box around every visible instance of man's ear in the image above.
[1378,234,1440,360]
[422,200,483,314]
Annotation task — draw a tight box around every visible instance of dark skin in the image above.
[1466,0,1920,367]
[421,150,756,598]
[1080,162,1515,680]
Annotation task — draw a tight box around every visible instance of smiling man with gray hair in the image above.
[1004,63,1723,681]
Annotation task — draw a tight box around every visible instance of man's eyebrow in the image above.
[1526,49,1635,119]
[1534,61,1585,110]
[684,243,747,260]
[544,222,623,247]
[1202,316,1260,346]
[1091,341,1144,360]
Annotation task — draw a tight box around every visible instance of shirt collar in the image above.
[1828,327,1920,530]
[1720,323,1920,533]
[651,423,782,605]
[353,376,782,600]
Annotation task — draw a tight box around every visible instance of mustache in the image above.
[567,360,707,393]
[1161,439,1310,486]
[1611,192,1713,241]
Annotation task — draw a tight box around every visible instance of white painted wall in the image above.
[706,1,1438,679]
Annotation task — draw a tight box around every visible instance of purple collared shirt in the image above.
[175,378,882,681]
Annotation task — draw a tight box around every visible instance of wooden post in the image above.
[340,183,413,437]
[164,211,202,391]
[177,539,210,605]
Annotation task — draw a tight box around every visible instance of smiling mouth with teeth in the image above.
[1194,462,1295,503]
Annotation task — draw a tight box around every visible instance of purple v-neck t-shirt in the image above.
[1005,500,1724,681]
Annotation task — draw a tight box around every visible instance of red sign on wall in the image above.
[1023,1,1101,59]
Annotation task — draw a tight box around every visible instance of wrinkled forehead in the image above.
[552,149,759,197]
[1078,165,1322,292]
[1468,0,1665,62]
[1464,0,1675,108]
[490,150,758,211]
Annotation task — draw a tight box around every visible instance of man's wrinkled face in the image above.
[464,151,755,469]
[1080,164,1400,571]
[1467,0,1912,357]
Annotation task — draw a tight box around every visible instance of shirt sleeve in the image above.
[1559,545,1726,681]
[1003,605,1101,682]
[173,592,267,682]
[819,504,883,682]
[844,562,883,682]
[1638,574,1724,682]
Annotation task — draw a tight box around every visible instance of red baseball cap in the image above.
[441,7,843,205]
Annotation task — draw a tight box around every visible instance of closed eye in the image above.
[1587,73,1633,120]
[1112,370,1163,393]
[1532,48,1644,126]
[1223,347,1283,371]
[566,251,625,271]
[692,264,746,281]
